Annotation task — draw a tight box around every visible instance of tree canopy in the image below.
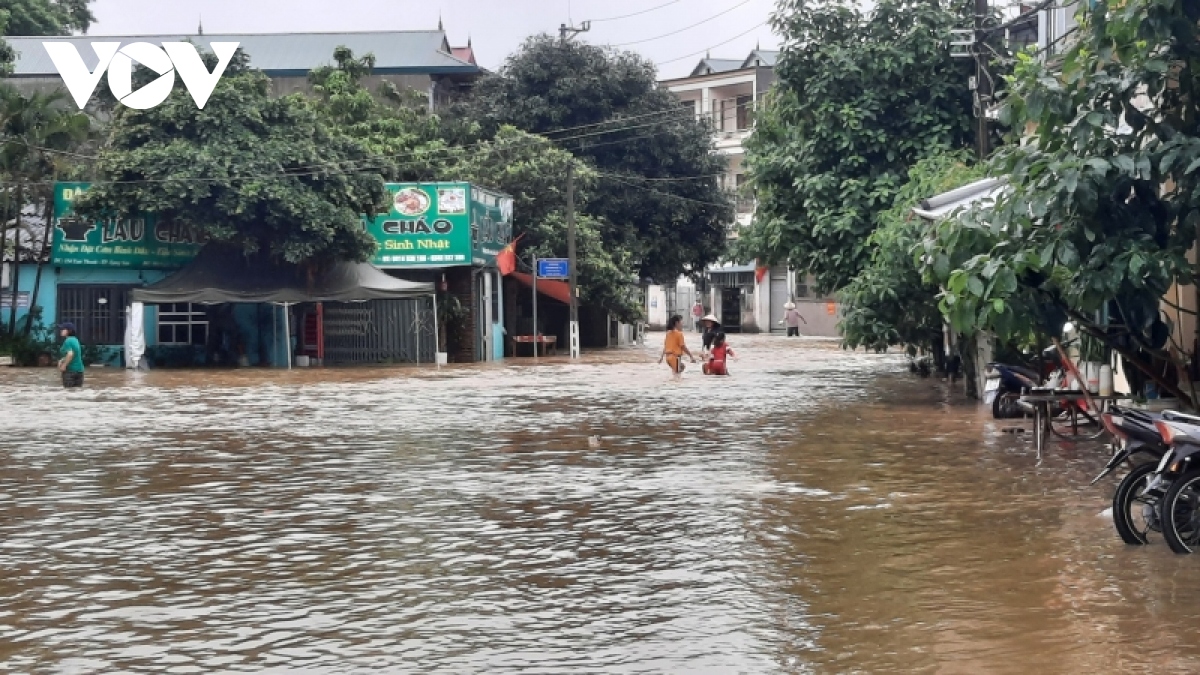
[921,0,1200,403]
[0,0,95,72]
[839,150,983,353]
[738,0,978,293]
[75,55,390,266]
[464,35,732,284]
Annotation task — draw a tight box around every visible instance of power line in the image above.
[654,21,768,67]
[609,0,754,47]
[601,173,733,208]
[590,0,681,23]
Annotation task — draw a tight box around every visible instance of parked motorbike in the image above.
[1146,412,1200,553]
[1100,406,1170,545]
[985,346,1069,419]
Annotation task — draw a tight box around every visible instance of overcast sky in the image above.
[85,0,781,79]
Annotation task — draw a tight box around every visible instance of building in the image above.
[4,28,482,109]
[654,49,841,336]
[2,180,508,368]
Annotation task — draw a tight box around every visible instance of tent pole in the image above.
[283,302,292,370]
[316,302,324,366]
[432,293,440,368]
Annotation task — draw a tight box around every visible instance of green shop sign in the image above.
[367,182,513,268]
[52,182,205,269]
[471,185,514,267]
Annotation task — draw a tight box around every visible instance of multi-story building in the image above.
[652,49,841,336]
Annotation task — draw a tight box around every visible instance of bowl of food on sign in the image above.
[394,188,431,216]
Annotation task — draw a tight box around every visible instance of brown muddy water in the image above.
[2,333,1200,674]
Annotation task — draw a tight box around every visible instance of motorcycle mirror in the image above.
[1063,322,1075,334]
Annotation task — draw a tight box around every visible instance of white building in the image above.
[651,49,841,336]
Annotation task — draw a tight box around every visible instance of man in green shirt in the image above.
[57,322,84,388]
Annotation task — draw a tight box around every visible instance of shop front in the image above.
[365,182,513,363]
[14,181,508,368]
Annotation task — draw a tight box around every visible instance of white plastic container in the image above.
[1099,365,1114,396]
[1083,362,1100,393]
[294,355,311,367]
[436,352,448,366]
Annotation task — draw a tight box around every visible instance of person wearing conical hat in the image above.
[700,313,721,354]
[779,301,807,337]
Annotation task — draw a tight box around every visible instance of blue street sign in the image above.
[537,258,570,279]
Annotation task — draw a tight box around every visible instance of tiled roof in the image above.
[689,58,744,77]
[741,50,778,68]
[6,30,480,77]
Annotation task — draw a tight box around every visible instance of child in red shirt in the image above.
[703,332,735,376]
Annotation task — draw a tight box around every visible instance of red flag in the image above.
[755,265,768,284]
[497,233,525,276]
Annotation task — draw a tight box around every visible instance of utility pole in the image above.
[559,20,591,45]
[952,1,993,160]
[974,0,991,160]
[567,162,580,359]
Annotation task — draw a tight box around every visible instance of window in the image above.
[157,303,209,345]
[795,283,810,298]
[57,285,135,345]
[736,95,753,130]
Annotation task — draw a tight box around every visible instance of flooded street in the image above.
[4,333,1200,673]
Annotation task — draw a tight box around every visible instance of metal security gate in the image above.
[322,298,436,365]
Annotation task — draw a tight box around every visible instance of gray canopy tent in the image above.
[129,245,437,369]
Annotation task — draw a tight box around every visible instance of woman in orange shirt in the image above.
[658,315,696,380]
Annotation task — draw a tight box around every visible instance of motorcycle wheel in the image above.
[1161,469,1200,554]
[1112,462,1159,545]
[991,391,1022,419]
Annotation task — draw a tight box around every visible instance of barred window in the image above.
[157,303,208,346]
[56,285,135,345]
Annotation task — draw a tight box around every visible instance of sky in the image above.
[85,0,782,79]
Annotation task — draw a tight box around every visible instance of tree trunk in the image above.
[7,183,23,336]
[23,190,54,336]
[0,187,10,334]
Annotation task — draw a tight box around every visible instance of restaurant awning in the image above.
[131,244,435,304]
[510,271,571,305]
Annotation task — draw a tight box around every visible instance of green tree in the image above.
[0,86,90,335]
[0,0,95,73]
[839,151,983,355]
[308,47,454,182]
[738,0,978,293]
[921,0,1200,404]
[464,35,732,284]
[74,59,391,267]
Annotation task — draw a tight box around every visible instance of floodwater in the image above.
[3,333,1200,674]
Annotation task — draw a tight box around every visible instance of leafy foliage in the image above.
[738,0,979,293]
[75,57,391,266]
[839,151,984,352]
[920,0,1200,403]
[463,35,732,284]
[0,0,95,73]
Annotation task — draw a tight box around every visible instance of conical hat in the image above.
[702,314,720,323]
[784,302,796,310]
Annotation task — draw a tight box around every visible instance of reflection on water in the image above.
[3,335,1200,673]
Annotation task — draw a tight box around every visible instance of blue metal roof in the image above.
[6,30,479,77]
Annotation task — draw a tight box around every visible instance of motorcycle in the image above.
[985,346,1069,419]
[1100,406,1171,544]
[1144,412,1200,554]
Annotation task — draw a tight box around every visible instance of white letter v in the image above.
[43,42,120,109]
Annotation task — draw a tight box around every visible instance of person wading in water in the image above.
[57,322,84,388]
[658,315,696,380]
[779,302,807,337]
[700,314,721,356]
